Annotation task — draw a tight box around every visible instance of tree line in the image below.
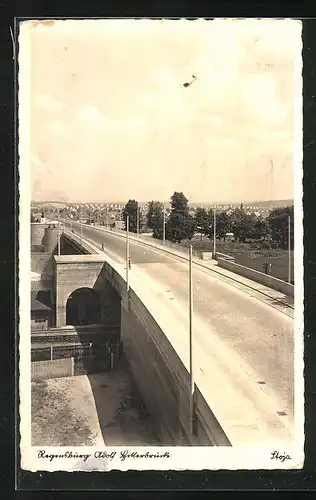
[122,192,294,250]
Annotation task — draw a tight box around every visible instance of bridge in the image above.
[45,221,295,446]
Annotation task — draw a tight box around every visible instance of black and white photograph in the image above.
[18,18,304,471]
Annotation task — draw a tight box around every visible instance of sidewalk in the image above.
[195,259,294,307]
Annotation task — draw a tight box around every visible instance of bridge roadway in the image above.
[67,221,294,441]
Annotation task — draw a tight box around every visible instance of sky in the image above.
[19,18,302,203]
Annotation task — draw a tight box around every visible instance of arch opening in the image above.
[66,287,101,326]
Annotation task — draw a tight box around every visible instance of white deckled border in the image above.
[18,18,304,472]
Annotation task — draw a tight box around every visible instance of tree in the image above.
[170,192,190,214]
[122,199,141,233]
[230,206,257,242]
[149,202,164,239]
[166,192,195,242]
[195,207,211,239]
[267,206,294,249]
[147,201,155,229]
[252,216,271,241]
[216,211,231,241]
[230,206,245,242]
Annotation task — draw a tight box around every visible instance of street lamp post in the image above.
[163,205,166,245]
[189,245,195,435]
[213,208,216,258]
[288,215,291,284]
[57,210,61,257]
[126,215,130,291]
[136,207,140,236]
[80,209,83,249]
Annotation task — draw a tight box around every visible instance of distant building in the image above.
[115,220,125,230]
[225,232,234,240]
[31,290,52,330]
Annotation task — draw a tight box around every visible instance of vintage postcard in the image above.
[18,18,304,472]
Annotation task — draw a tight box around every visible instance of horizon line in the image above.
[31,198,294,205]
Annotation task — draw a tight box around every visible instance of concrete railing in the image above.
[217,258,294,297]
[62,228,102,255]
[215,252,236,262]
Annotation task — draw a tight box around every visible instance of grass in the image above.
[177,236,294,283]
[31,379,94,446]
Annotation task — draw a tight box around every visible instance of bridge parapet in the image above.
[217,257,294,297]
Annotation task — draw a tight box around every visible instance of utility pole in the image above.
[189,245,195,435]
[80,208,83,249]
[213,208,216,257]
[136,206,139,236]
[57,210,61,257]
[163,205,166,245]
[288,215,291,284]
[126,215,130,291]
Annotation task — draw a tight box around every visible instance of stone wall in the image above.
[31,318,49,330]
[31,225,60,281]
[31,253,54,279]
[54,257,121,328]
[217,257,294,297]
[31,223,47,246]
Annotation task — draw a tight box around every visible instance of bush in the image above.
[260,239,273,250]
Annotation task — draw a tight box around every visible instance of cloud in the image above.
[25,18,301,202]
[151,66,180,89]
[241,73,288,126]
[36,93,62,113]
[76,104,150,135]
[76,104,110,128]
[49,119,71,139]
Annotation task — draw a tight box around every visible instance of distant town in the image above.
[32,198,293,227]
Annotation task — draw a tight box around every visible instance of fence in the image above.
[31,358,74,381]
[215,252,235,262]
[31,341,121,375]
[31,343,92,361]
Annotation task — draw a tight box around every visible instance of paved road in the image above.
[68,222,295,423]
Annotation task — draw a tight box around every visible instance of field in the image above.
[179,236,294,284]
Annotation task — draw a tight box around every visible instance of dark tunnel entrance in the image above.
[66,287,101,326]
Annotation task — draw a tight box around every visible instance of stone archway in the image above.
[66,287,101,326]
